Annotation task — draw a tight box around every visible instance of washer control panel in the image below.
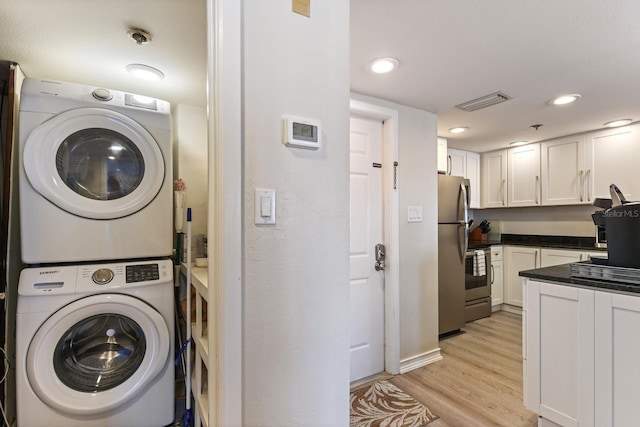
[126,263,160,283]
[18,259,173,296]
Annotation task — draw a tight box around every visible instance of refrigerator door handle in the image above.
[459,183,470,258]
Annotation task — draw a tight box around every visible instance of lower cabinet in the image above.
[524,279,640,427]
[505,246,540,307]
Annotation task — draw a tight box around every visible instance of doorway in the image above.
[349,99,400,381]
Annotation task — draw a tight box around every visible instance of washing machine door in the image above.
[23,107,165,219]
[26,293,170,416]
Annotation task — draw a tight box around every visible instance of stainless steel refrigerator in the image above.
[438,174,470,335]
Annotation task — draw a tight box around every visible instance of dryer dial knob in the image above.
[92,268,114,285]
[92,88,113,101]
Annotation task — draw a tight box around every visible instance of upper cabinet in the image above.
[585,126,640,202]
[481,149,508,208]
[508,143,541,207]
[447,148,466,177]
[476,124,640,209]
[447,147,480,208]
[541,135,589,205]
[466,152,480,208]
[437,137,448,174]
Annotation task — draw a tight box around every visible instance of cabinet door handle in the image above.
[490,264,495,285]
[586,169,591,201]
[502,179,506,206]
[578,170,584,202]
[535,176,540,205]
[447,155,452,175]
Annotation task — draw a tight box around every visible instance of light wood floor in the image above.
[389,311,538,427]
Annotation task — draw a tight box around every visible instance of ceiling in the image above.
[2,1,640,153]
[351,0,640,152]
[0,0,207,107]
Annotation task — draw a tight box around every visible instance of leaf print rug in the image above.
[350,380,439,427]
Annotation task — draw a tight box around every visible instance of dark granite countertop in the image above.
[501,234,605,250]
[520,264,640,295]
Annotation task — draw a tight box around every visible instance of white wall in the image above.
[350,93,440,365]
[173,104,208,255]
[242,1,350,425]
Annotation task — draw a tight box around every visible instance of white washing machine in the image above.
[19,78,173,264]
[16,258,175,427]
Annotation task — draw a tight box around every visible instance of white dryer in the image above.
[16,258,175,427]
[19,78,172,264]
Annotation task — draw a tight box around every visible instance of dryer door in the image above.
[26,293,170,416]
[23,107,165,219]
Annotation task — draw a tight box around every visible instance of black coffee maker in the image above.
[595,184,640,268]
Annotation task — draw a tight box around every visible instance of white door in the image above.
[349,116,384,382]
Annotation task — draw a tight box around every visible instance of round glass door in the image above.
[23,108,165,219]
[56,128,145,202]
[53,313,146,392]
[26,294,169,415]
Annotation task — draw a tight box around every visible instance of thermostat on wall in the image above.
[282,115,321,150]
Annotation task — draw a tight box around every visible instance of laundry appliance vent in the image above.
[455,91,512,112]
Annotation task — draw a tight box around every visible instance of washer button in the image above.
[92,268,114,285]
[92,88,113,101]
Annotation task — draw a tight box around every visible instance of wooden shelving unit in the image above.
[182,264,210,427]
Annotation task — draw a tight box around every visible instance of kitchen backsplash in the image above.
[470,204,596,238]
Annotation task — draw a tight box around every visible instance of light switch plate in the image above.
[407,205,423,223]
[255,189,276,225]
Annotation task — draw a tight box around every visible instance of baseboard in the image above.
[399,348,443,374]
[501,304,522,315]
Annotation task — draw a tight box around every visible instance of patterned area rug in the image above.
[350,380,439,427]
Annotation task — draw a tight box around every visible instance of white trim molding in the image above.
[399,348,443,374]
[207,0,242,425]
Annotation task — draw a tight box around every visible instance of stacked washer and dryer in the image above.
[15,79,175,427]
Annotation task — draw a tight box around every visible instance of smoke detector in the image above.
[127,28,152,45]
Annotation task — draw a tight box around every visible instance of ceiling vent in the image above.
[455,91,512,112]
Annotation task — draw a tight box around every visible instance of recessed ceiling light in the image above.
[509,141,529,146]
[368,57,399,74]
[449,127,469,134]
[604,119,632,128]
[126,63,165,81]
[550,94,581,106]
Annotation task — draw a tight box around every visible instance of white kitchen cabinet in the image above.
[594,291,640,426]
[524,280,595,427]
[481,149,508,208]
[437,137,448,174]
[466,152,480,208]
[508,143,541,207]
[504,245,540,307]
[447,147,466,177]
[447,148,481,208]
[490,246,504,307]
[525,279,640,427]
[585,125,640,202]
[540,248,583,267]
[541,248,606,267]
[541,135,589,205]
